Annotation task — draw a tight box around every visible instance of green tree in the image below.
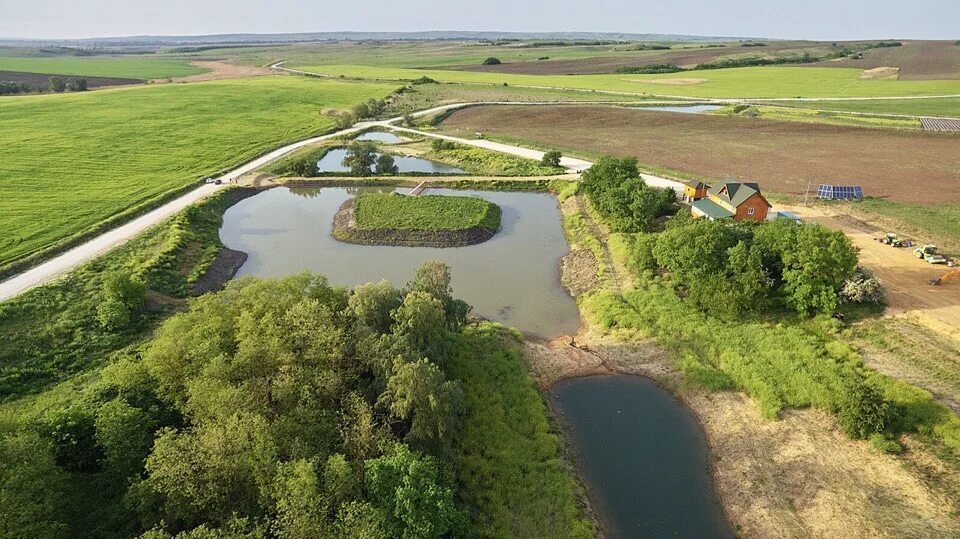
[380,359,463,451]
[342,141,377,176]
[364,444,459,539]
[95,398,157,481]
[0,431,67,538]
[39,403,102,472]
[391,291,446,362]
[540,150,562,167]
[272,459,327,538]
[97,271,147,330]
[48,76,65,92]
[375,153,399,175]
[406,260,470,329]
[482,57,501,65]
[66,78,88,91]
[777,224,857,315]
[349,280,402,334]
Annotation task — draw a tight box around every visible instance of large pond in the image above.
[553,376,733,539]
[316,148,466,174]
[638,104,722,114]
[220,186,580,337]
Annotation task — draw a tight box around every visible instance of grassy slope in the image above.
[0,57,205,79]
[0,189,244,402]
[718,105,923,129]
[354,193,500,231]
[449,323,594,538]
[291,64,960,100]
[0,76,397,273]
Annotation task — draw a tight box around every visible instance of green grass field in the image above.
[716,104,923,129]
[290,64,960,100]
[354,193,500,231]
[768,97,960,117]
[0,76,397,274]
[0,57,205,79]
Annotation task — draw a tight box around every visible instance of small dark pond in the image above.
[220,187,579,337]
[316,148,466,174]
[553,376,733,539]
[354,131,405,143]
[639,104,722,114]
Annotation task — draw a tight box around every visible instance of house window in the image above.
[747,208,756,216]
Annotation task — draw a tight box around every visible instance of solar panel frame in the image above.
[816,184,863,200]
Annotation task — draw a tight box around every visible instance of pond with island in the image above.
[219,185,732,538]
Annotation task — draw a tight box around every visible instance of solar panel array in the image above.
[817,185,863,200]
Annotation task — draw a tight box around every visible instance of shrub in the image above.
[96,272,147,330]
[615,64,683,74]
[840,267,885,305]
[48,76,66,93]
[411,76,438,84]
[540,150,562,167]
[66,78,88,92]
[482,57,501,65]
[833,369,890,439]
[868,433,904,454]
[430,138,458,152]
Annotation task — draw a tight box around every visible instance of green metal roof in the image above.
[691,198,735,220]
[710,181,762,207]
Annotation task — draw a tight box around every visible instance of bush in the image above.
[868,433,904,454]
[66,78,88,92]
[615,64,683,74]
[840,267,885,305]
[411,76,438,85]
[96,272,146,330]
[540,150,562,168]
[833,369,890,439]
[48,76,66,93]
[482,57,501,65]
[580,157,676,232]
[430,138,458,152]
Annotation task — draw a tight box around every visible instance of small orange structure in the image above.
[681,180,708,203]
[691,180,772,222]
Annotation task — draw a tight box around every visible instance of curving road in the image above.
[0,90,690,302]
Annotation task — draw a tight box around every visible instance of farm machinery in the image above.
[914,245,949,265]
[930,269,960,286]
[877,232,912,248]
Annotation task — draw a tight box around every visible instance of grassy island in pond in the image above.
[333,192,501,247]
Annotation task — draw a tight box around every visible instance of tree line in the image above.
[2,262,481,538]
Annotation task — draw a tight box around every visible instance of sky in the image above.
[1,0,957,41]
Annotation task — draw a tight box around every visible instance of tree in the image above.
[0,431,67,538]
[97,271,147,330]
[39,403,102,473]
[380,359,463,451]
[375,154,399,175]
[391,292,446,362]
[95,398,157,481]
[580,156,675,232]
[482,57,501,65]
[271,459,327,538]
[335,112,356,130]
[66,78,88,92]
[540,150,562,168]
[777,224,857,315]
[342,141,378,176]
[405,260,470,330]
[48,76,66,92]
[349,280,402,334]
[364,444,459,538]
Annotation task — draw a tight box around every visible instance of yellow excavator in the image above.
[930,269,960,286]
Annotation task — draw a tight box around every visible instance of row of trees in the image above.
[48,76,88,93]
[4,262,475,537]
[580,157,678,232]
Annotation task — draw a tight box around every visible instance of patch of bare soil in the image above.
[161,60,274,83]
[811,40,960,81]
[631,77,707,85]
[783,204,960,343]
[560,249,599,297]
[525,331,960,538]
[860,66,900,80]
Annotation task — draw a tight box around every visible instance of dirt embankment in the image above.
[438,105,960,204]
[533,194,960,538]
[331,198,496,248]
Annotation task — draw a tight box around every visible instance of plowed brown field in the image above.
[812,40,960,80]
[438,105,960,203]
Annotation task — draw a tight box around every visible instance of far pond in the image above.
[316,148,466,174]
[638,104,722,114]
[220,186,579,337]
[353,131,406,143]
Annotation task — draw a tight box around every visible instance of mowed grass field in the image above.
[290,64,960,100]
[0,56,206,79]
[0,76,397,273]
[437,105,960,203]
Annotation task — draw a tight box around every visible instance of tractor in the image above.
[914,245,948,264]
[879,232,910,247]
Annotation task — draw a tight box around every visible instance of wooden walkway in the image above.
[408,180,430,196]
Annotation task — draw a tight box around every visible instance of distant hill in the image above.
[0,31,759,47]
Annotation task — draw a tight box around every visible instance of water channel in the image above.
[220,186,579,337]
[553,376,733,538]
[638,104,723,114]
[316,148,466,174]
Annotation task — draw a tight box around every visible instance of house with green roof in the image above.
[691,181,771,222]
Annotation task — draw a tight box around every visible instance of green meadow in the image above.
[0,76,398,274]
[292,63,960,100]
[0,56,205,79]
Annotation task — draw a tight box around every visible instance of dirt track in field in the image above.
[437,104,960,204]
[783,204,960,343]
[812,40,960,80]
[164,60,275,82]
